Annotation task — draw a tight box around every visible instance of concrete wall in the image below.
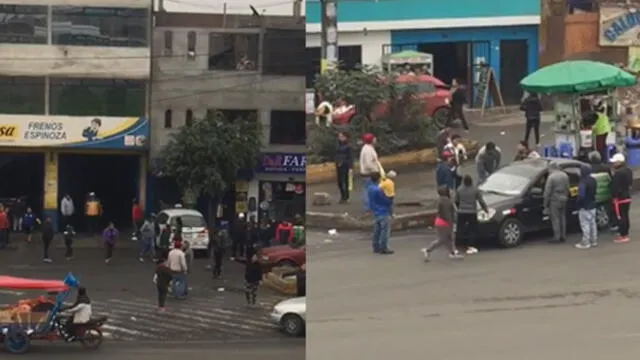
[0,45,150,79]
[2,0,148,7]
[305,30,391,67]
[150,27,305,157]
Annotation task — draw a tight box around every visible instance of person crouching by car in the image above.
[575,164,598,249]
[455,175,489,255]
[610,153,633,243]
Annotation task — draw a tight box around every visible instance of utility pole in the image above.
[320,0,338,73]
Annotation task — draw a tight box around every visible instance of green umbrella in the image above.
[382,50,432,65]
[520,60,637,94]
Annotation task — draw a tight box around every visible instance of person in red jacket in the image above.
[131,199,144,240]
[275,221,293,245]
[0,204,9,249]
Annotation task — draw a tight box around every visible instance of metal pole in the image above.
[320,0,338,73]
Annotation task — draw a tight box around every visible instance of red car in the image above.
[332,74,451,128]
[260,245,305,271]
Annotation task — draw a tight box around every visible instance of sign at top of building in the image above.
[600,6,640,46]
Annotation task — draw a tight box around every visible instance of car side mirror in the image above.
[529,187,543,197]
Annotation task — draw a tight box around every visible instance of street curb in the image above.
[306,139,479,185]
[306,175,640,232]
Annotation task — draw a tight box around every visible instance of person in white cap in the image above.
[610,153,633,243]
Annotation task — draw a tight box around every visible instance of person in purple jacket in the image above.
[102,222,119,264]
[367,172,394,255]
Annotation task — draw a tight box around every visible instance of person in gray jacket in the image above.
[475,142,501,182]
[455,175,489,255]
[543,161,570,243]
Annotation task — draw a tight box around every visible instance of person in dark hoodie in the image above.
[41,217,54,263]
[436,152,455,192]
[575,164,598,249]
[335,131,353,203]
[520,92,543,146]
[448,79,469,131]
[244,244,262,306]
[455,175,489,255]
[610,153,633,243]
[423,186,463,261]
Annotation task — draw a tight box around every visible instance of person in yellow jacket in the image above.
[379,170,397,214]
[85,192,102,234]
[592,104,611,163]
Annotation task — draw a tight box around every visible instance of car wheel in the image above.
[281,314,305,337]
[277,259,297,268]
[596,205,610,230]
[432,107,450,129]
[498,218,524,248]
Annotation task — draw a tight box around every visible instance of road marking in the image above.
[0,290,25,296]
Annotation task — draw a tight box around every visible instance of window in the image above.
[163,30,172,55]
[187,31,196,60]
[219,109,257,122]
[269,110,305,145]
[208,33,259,71]
[263,29,305,76]
[305,47,320,88]
[49,78,145,117]
[185,109,193,126]
[170,214,205,227]
[396,82,436,93]
[0,76,45,114]
[164,109,172,128]
[0,5,47,44]
[339,45,362,71]
[51,7,148,47]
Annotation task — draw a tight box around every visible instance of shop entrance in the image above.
[500,40,528,105]
[0,152,44,216]
[258,181,305,223]
[417,42,470,86]
[58,153,139,232]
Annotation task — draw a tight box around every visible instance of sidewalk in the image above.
[307,114,555,220]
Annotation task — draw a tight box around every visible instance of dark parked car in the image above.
[467,158,612,247]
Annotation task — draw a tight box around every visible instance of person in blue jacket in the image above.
[436,152,455,191]
[367,172,394,255]
[575,164,598,249]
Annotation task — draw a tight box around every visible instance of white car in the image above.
[155,209,209,255]
[270,297,306,337]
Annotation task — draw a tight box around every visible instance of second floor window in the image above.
[164,30,173,55]
[51,6,148,47]
[270,110,305,145]
[164,109,172,128]
[208,33,259,71]
[263,28,305,76]
[49,78,145,117]
[185,109,193,126]
[187,31,196,60]
[0,76,45,114]
[0,5,47,45]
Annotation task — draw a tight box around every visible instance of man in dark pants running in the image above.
[520,92,543,146]
[610,153,633,243]
[447,79,469,131]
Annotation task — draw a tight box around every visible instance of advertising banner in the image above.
[599,6,640,46]
[256,153,306,174]
[0,115,148,149]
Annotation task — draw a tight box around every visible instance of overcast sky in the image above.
[157,0,306,16]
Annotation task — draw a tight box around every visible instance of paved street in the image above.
[0,246,290,342]
[308,113,554,215]
[27,339,305,359]
[307,194,640,360]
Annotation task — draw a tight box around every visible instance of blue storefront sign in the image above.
[257,153,306,174]
[306,0,540,24]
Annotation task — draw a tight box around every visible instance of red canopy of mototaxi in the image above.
[0,276,69,291]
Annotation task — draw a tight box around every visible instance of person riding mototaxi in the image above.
[59,286,92,338]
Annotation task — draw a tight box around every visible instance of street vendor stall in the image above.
[520,60,636,160]
[381,50,433,75]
